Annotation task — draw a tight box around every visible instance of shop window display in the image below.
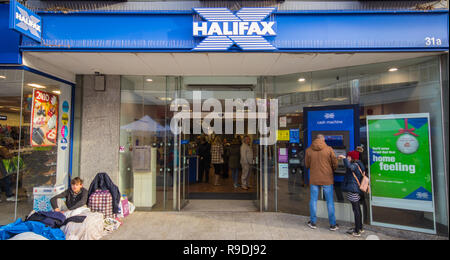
[0,69,72,225]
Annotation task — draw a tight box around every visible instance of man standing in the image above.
[305,134,339,231]
[240,135,253,190]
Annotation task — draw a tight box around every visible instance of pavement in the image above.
[102,200,402,240]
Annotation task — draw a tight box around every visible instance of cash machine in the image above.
[311,131,350,175]
[304,105,360,202]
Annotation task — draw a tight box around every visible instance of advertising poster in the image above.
[30,89,59,147]
[367,113,434,209]
[278,148,288,163]
[289,129,300,144]
[278,163,289,179]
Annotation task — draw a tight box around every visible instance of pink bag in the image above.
[121,196,130,217]
[352,164,370,194]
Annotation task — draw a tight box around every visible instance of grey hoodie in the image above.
[240,143,253,165]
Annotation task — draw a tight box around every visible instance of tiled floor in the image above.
[102,200,400,240]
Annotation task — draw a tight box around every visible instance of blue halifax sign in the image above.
[9,0,41,42]
[193,8,277,51]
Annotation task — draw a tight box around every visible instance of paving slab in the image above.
[102,211,403,240]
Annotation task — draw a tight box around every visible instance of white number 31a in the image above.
[425,37,442,46]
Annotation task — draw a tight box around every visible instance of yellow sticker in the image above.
[277,130,290,141]
[62,113,69,126]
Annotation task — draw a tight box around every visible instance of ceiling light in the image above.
[159,97,172,101]
[146,78,153,82]
[0,75,6,79]
[52,90,61,95]
[298,78,306,82]
[28,83,46,89]
[388,68,398,72]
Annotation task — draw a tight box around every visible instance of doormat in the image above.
[187,192,257,200]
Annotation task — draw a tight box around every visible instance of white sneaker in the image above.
[6,197,17,202]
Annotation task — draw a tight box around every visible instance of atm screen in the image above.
[324,135,344,147]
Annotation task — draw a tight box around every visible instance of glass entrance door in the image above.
[174,76,262,208]
[256,77,277,212]
[170,76,189,211]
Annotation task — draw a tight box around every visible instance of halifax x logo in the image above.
[193,8,277,51]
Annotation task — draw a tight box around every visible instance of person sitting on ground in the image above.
[50,177,88,213]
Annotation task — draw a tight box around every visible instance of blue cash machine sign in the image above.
[9,0,42,42]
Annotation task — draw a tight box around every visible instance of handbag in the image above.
[351,164,370,194]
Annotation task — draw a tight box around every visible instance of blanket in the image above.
[61,207,105,240]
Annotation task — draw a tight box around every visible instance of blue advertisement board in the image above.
[289,129,300,144]
[18,9,448,52]
[305,108,357,149]
[9,0,42,42]
[0,4,21,64]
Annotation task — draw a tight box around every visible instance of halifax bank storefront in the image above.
[0,0,449,237]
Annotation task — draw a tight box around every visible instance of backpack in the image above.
[351,164,370,194]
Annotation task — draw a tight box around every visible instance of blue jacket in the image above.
[0,218,65,240]
[342,159,365,194]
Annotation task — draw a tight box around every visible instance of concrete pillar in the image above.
[79,75,121,187]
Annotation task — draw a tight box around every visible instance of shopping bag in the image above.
[121,197,130,217]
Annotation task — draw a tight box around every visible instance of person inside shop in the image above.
[222,138,230,179]
[0,138,17,202]
[50,177,88,213]
[240,135,253,190]
[305,134,339,231]
[228,137,241,189]
[211,136,224,186]
[338,151,366,237]
[198,135,211,183]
